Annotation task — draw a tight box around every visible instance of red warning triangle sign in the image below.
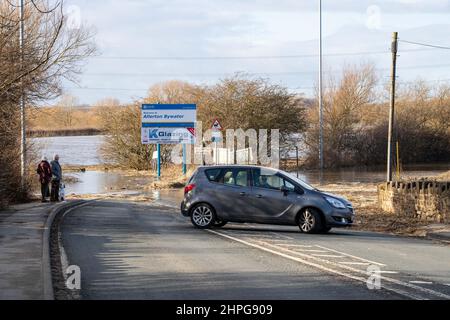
[187,127,195,136]
[211,119,222,130]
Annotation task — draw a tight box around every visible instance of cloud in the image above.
[61,0,450,104]
[366,5,382,30]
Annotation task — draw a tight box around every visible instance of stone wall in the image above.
[378,180,450,223]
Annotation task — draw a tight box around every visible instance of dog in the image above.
[59,182,65,201]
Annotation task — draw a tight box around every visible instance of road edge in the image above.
[42,200,87,300]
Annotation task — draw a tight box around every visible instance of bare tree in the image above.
[55,94,79,127]
[0,0,95,206]
[305,63,377,167]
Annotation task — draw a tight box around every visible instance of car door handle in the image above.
[256,194,263,198]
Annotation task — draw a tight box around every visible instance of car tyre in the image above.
[213,220,228,228]
[321,226,332,233]
[298,208,323,234]
[190,203,216,229]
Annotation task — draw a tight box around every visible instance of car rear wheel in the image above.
[190,203,216,229]
[298,208,323,234]
[213,220,228,227]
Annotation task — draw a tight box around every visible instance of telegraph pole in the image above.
[387,32,398,182]
[19,0,26,189]
[318,0,324,175]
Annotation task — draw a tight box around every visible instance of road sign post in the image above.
[157,144,161,179]
[211,119,223,165]
[182,144,187,175]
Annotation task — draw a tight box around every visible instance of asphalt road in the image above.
[60,200,450,300]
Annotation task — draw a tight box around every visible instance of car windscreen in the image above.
[282,171,317,191]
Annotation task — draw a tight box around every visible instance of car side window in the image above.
[235,170,248,187]
[253,169,283,190]
[205,168,221,182]
[222,170,235,185]
[217,169,249,187]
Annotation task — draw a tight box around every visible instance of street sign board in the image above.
[141,104,196,144]
[211,118,223,131]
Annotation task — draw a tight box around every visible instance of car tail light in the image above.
[184,184,196,194]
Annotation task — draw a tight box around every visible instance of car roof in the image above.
[198,165,280,172]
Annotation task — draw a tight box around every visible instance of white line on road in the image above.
[270,231,386,267]
[208,229,450,300]
[339,262,371,266]
[314,245,386,267]
[378,271,399,274]
[409,281,433,285]
[277,244,314,248]
[312,254,346,258]
[206,229,423,300]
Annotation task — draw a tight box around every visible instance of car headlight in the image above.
[324,196,346,209]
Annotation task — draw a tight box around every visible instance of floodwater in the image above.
[32,135,450,195]
[64,171,149,195]
[31,135,106,166]
[293,163,450,185]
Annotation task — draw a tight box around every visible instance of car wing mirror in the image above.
[280,186,289,196]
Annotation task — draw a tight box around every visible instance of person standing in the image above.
[37,156,52,202]
[50,154,62,202]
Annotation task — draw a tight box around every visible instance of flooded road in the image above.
[32,135,449,196]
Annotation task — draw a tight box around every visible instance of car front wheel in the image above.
[190,203,216,229]
[321,226,332,233]
[213,220,227,227]
[298,208,322,234]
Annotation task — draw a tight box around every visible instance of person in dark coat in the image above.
[50,154,62,202]
[37,156,52,202]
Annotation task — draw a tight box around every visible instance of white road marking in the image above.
[235,234,277,239]
[315,245,386,267]
[295,249,329,253]
[208,229,450,300]
[409,281,433,285]
[312,254,346,258]
[207,229,423,300]
[339,262,371,266]
[378,271,399,274]
[269,232,295,240]
[269,231,386,267]
[277,244,314,248]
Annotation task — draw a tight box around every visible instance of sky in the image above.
[60,0,450,105]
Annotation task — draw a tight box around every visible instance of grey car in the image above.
[181,165,354,233]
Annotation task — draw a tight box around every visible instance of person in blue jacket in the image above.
[50,154,62,202]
